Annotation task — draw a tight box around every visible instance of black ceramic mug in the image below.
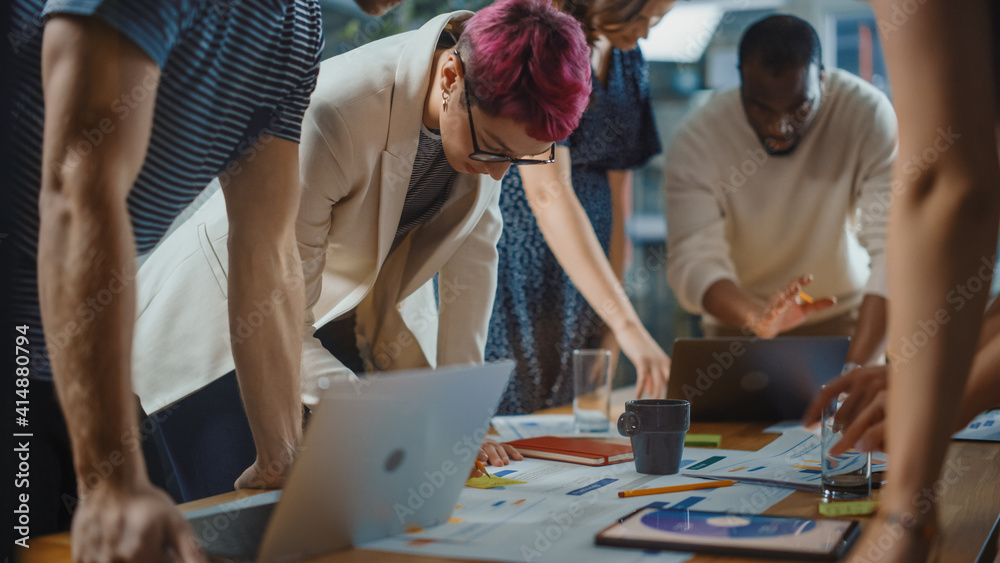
[617,399,690,475]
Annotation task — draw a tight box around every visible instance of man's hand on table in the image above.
[72,478,205,563]
[234,440,299,490]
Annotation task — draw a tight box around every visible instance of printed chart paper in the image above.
[363,449,794,563]
[683,430,887,492]
[953,410,1000,442]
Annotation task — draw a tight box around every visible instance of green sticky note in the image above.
[465,476,526,489]
[685,434,722,447]
[818,500,879,516]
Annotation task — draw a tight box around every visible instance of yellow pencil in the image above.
[798,290,814,304]
[617,480,736,498]
[475,460,493,479]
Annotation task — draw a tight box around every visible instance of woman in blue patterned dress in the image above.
[486,0,676,414]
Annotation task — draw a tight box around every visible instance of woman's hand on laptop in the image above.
[478,438,523,469]
[751,275,837,338]
[803,365,888,455]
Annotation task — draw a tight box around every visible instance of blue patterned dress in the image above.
[486,47,661,415]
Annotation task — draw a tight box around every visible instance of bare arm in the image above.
[519,147,670,397]
[845,294,887,366]
[847,84,895,367]
[856,1,1000,560]
[221,136,305,489]
[606,169,633,281]
[600,169,632,378]
[39,15,201,562]
[701,279,768,330]
[702,276,837,338]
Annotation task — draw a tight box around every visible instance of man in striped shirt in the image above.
[8,0,394,559]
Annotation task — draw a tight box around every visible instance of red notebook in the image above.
[505,436,634,466]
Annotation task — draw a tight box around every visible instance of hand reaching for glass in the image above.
[803,364,888,455]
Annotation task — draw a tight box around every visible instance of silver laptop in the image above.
[184,360,514,562]
[667,337,849,422]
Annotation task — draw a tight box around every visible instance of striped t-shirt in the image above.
[391,124,457,252]
[9,0,324,379]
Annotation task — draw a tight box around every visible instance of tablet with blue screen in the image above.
[595,506,859,561]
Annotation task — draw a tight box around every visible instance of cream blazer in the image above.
[132,12,502,412]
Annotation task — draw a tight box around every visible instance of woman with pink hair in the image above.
[487,0,676,414]
[128,0,593,500]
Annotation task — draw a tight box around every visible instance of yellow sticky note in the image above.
[818,500,879,516]
[465,476,526,489]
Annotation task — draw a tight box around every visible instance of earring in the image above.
[442,92,449,112]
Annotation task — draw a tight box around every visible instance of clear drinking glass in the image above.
[573,349,613,433]
[821,395,872,498]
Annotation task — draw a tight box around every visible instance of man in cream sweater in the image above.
[665,15,897,368]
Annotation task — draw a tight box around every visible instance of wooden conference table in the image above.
[24,387,1000,563]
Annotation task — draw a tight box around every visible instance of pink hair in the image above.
[458,0,592,143]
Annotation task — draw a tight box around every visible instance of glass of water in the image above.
[821,395,872,498]
[572,349,613,433]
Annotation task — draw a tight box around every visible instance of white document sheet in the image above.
[491,415,617,441]
[362,449,794,563]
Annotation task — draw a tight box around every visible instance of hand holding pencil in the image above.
[750,275,836,338]
[474,460,493,479]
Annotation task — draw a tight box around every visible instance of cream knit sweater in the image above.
[665,69,897,328]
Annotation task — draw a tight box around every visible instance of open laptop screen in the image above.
[667,337,849,422]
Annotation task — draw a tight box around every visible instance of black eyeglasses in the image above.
[453,51,555,165]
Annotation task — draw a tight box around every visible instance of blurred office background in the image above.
[312,0,992,386]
